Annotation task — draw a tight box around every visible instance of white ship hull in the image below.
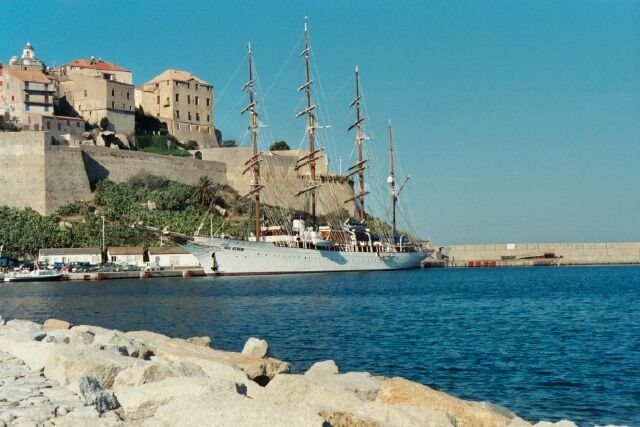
[182,237,430,276]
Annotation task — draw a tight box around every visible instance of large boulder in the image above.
[113,360,206,390]
[126,330,289,382]
[185,336,212,347]
[44,318,73,330]
[242,337,269,358]
[142,392,326,427]
[74,325,150,358]
[260,374,454,426]
[68,329,95,345]
[2,319,46,341]
[304,360,383,401]
[376,377,514,427]
[44,344,142,388]
[0,337,56,371]
[114,377,242,421]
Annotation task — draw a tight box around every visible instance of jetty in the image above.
[0,316,577,426]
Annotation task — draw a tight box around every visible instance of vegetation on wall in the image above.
[269,141,290,151]
[135,135,190,157]
[0,117,20,132]
[0,174,248,259]
[220,139,237,147]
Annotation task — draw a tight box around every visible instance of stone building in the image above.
[136,69,218,148]
[55,59,135,135]
[7,42,46,72]
[2,67,56,128]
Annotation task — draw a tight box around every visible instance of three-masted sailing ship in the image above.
[180,23,431,275]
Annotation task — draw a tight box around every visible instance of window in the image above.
[57,123,61,131]
[188,112,192,121]
[196,113,200,122]
[25,104,30,111]
[206,98,210,107]
[195,96,199,106]
[47,121,51,130]
[206,114,210,122]
[177,123,180,130]
[175,94,179,102]
[126,92,130,100]
[176,110,180,119]
[111,89,115,96]
[157,96,160,104]
[111,101,115,109]
[187,95,191,104]
[195,84,199,90]
[84,90,87,97]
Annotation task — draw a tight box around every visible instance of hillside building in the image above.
[107,247,145,266]
[147,247,200,268]
[136,69,218,148]
[38,248,102,265]
[55,59,135,135]
[2,67,56,128]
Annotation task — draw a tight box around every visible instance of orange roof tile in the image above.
[6,68,52,84]
[65,59,129,72]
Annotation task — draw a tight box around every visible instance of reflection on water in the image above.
[1,266,639,426]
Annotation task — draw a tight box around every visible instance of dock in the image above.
[65,269,207,281]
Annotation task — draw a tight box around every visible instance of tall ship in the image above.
[169,23,431,275]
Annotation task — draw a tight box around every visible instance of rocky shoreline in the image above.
[0,315,578,426]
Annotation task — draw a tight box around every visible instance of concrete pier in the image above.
[444,242,640,267]
[66,269,206,281]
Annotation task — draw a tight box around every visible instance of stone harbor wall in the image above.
[448,242,640,265]
[0,315,578,426]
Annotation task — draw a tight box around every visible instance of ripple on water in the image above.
[1,266,639,426]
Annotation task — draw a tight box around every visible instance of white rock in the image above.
[2,319,46,341]
[242,337,269,358]
[0,337,56,371]
[142,392,326,427]
[304,360,339,377]
[115,377,241,421]
[113,360,206,390]
[68,329,95,345]
[44,344,142,388]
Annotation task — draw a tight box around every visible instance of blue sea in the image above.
[1,266,638,426]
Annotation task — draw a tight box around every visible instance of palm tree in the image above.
[191,176,217,207]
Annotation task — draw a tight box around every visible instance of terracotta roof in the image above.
[147,247,191,255]
[65,59,129,72]
[39,248,101,256]
[147,69,210,86]
[6,68,52,84]
[107,247,144,255]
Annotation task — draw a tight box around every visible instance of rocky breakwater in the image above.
[0,315,578,427]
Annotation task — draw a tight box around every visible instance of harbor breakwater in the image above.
[0,316,578,427]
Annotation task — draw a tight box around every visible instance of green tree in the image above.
[220,140,237,148]
[269,140,290,151]
[99,117,110,131]
[190,176,218,207]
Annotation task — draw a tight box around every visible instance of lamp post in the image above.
[101,216,105,252]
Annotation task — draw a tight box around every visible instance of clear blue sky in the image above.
[2,0,639,244]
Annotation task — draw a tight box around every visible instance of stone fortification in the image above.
[0,133,356,217]
[0,132,226,215]
[0,316,576,426]
[448,242,640,265]
[197,147,356,217]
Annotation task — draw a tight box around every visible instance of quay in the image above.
[65,269,206,281]
[423,242,640,268]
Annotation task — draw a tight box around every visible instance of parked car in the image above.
[72,262,92,273]
[52,262,65,271]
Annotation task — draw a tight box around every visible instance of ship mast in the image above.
[241,43,263,241]
[346,65,368,222]
[387,120,410,238]
[388,120,397,235]
[295,19,322,228]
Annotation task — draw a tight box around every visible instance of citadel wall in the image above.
[0,134,356,217]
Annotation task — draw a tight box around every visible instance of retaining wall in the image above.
[448,242,640,265]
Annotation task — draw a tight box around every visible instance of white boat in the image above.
[4,269,64,283]
[172,23,432,276]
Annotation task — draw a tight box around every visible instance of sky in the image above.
[1,0,639,244]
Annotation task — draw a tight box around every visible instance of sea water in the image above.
[1,266,638,425]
